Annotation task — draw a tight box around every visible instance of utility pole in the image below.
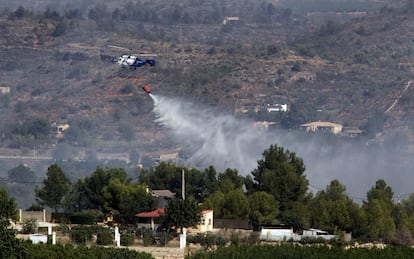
[182,169,185,200]
[180,168,187,249]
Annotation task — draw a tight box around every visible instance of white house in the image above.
[260,227,301,241]
[223,16,240,25]
[300,121,343,135]
[0,86,10,94]
[260,227,341,242]
[302,228,336,241]
[266,104,288,112]
[198,210,214,233]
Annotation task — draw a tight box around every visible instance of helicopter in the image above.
[116,54,156,68]
[109,45,157,69]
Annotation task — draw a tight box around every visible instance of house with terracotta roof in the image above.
[135,208,166,231]
[300,121,343,135]
[136,208,214,233]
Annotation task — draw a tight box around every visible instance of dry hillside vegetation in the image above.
[0,3,413,148]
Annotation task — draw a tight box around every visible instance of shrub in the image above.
[299,236,328,244]
[142,230,156,247]
[52,21,67,37]
[230,231,240,246]
[156,231,173,246]
[22,243,154,258]
[57,221,71,235]
[187,233,228,249]
[120,233,135,246]
[70,227,93,244]
[96,231,113,245]
[22,218,38,234]
[244,231,260,244]
[70,210,101,225]
[51,212,71,223]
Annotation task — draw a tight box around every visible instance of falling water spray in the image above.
[149,94,271,174]
[147,94,414,200]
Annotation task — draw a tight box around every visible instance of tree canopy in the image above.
[139,162,209,202]
[66,167,156,223]
[310,180,356,233]
[249,144,308,226]
[248,191,279,230]
[35,164,71,212]
[2,142,414,245]
[0,188,26,258]
[250,144,308,207]
[0,188,18,222]
[165,197,201,233]
[7,164,37,183]
[362,179,396,241]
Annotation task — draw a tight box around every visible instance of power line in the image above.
[308,182,365,201]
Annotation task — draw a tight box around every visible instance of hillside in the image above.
[291,7,414,132]
[0,2,413,158]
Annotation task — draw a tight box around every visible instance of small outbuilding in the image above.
[260,226,301,241]
[302,228,336,240]
[29,233,48,244]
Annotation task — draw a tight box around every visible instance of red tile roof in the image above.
[135,208,165,218]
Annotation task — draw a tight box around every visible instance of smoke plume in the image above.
[151,94,269,172]
[151,94,413,201]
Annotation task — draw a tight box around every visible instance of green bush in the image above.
[230,232,240,246]
[57,222,70,235]
[22,243,153,258]
[51,212,71,223]
[70,210,101,225]
[70,227,93,244]
[22,218,38,234]
[187,233,228,249]
[299,236,328,244]
[243,231,260,244]
[96,231,113,245]
[142,229,156,247]
[187,233,203,244]
[187,244,414,258]
[120,233,135,246]
[157,232,173,246]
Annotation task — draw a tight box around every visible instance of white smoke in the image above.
[150,94,414,201]
[151,94,271,173]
